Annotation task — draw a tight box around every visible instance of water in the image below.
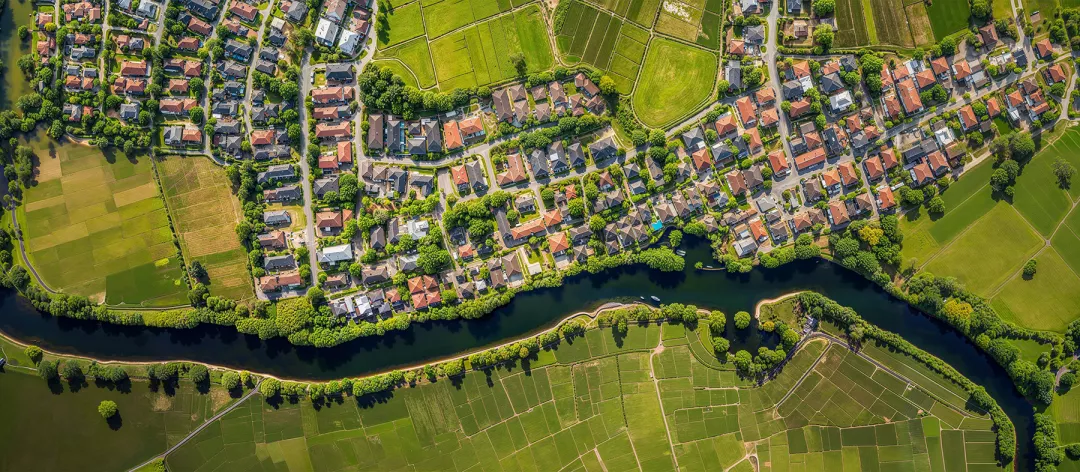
[0,237,1036,464]
[0,0,36,110]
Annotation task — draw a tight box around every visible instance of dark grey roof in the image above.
[313,176,339,197]
[820,72,844,94]
[588,137,617,161]
[529,149,549,179]
[568,142,586,167]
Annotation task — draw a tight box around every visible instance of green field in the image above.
[991,248,1080,332]
[0,369,233,472]
[158,155,254,301]
[834,0,872,47]
[901,127,1080,332]
[923,204,1043,296]
[421,0,510,38]
[163,323,1001,472]
[18,133,187,306]
[555,0,653,94]
[377,1,426,47]
[377,4,553,90]
[869,0,913,46]
[925,0,971,40]
[374,38,438,88]
[370,59,422,88]
[632,38,717,128]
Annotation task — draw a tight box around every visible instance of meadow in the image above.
[18,134,187,306]
[0,368,232,472]
[633,38,718,128]
[376,1,426,47]
[158,155,254,301]
[162,322,1000,472]
[902,126,1080,333]
[371,39,438,89]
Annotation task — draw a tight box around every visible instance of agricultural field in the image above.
[157,155,254,301]
[902,126,1080,333]
[17,134,187,307]
[374,1,554,90]
[834,0,937,47]
[376,1,426,47]
[654,0,725,49]
[163,323,1001,472]
[632,38,718,127]
[0,369,232,472]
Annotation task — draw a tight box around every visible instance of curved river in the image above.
[0,238,1036,464]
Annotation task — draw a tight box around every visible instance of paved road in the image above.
[125,380,263,472]
[297,51,320,286]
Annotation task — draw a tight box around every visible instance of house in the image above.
[735,96,756,126]
[316,122,352,139]
[325,63,353,82]
[338,29,361,55]
[768,150,790,176]
[312,86,353,104]
[726,170,748,196]
[230,2,257,21]
[259,271,302,292]
[264,185,301,203]
[910,161,934,186]
[803,179,824,202]
[794,148,826,171]
[744,25,765,44]
[838,162,859,187]
[927,150,950,176]
[1036,39,1054,58]
[466,161,487,190]
[263,254,296,271]
[282,0,308,22]
[588,137,617,162]
[828,200,850,226]
[318,244,353,265]
[574,72,599,96]
[316,209,352,234]
[829,91,854,112]
[496,154,527,186]
[120,60,148,76]
[897,80,923,114]
[257,230,288,250]
[714,113,738,138]
[315,18,340,46]
[263,210,291,225]
[958,105,978,131]
[979,23,998,47]
[876,186,897,211]
[863,155,885,181]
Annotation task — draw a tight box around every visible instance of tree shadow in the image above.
[106,412,123,431]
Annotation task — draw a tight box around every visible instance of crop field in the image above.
[633,38,717,127]
[588,0,664,26]
[556,1,652,93]
[834,0,871,47]
[372,39,437,88]
[654,0,723,49]
[0,370,230,472]
[925,0,970,40]
[18,135,186,306]
[379,4,554,91]
[158,155,254,300]
[869,0,912,46]
[421,0,511,38]
[164,323,1000,472]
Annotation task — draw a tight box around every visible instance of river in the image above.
[0,237,1037,464]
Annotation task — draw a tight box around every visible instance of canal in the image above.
[0,237,1037,464]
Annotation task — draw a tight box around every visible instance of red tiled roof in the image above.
[768,150,789,174]
[794,148,826,170]
[863,156,884,180]
[443,121,463,150]
[828,200,850,225]
[838,162,858,186]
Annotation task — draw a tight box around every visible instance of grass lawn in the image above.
[923,204,1043,296]
[376,1,425,47]
[158,155,254,300]
[925,0,970,40]
[632,38,717,127]
[19,133,186,306]
[1052,387,1080,444]
[1023,0,1058,17]
[1011,140,1075,237]
[990,248,1080,332]
[375,38,437,88]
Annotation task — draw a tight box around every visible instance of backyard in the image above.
[17,133,187,306]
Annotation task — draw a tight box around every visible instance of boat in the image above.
[675,250,686,256]
[705,265,713,269]
[639,296,645,300]
[650,296,660,302]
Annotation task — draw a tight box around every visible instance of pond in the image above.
[0,237,1038,464]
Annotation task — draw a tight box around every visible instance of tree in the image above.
[62,361,84,382]
[971,0,991,18]
[259,378,282,398]
[598,76,617,95]
[98,400,118,419]
[812,0,835,16]
[669,230,682,247]
[509,52,527,76]
[1054,157,1077,188]
[589,214,606,233]
[189,364,209,384]
[188,260,207,281]
[189,106,204,124]
[222,371,241,390]
[927,196,945,214]
[23,345,42,364]
[734,311,752,329]
[38,360,58,380]
[1010,133,1035,160]
[813,25,834,50]
[1023,259,1037,278]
